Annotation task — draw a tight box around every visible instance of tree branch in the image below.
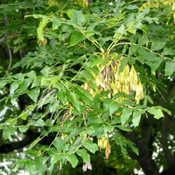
[0,130,56,154]
[0,130,39,153]
[7,42,12,70]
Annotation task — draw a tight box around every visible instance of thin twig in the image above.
[0,34,9,45]
[7,42,12,70]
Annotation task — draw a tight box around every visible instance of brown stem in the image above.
[7,42,12,70]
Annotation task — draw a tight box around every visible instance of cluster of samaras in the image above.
[82,58,144,104]
[98,135,111,159]
[140,0,175,24]
[140,0,174,10]
[75,0,89,8]
[48,0,89,8]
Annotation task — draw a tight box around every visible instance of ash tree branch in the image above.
[0,130,39,154]
[0,130,56,154]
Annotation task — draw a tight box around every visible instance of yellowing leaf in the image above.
[148,107,164,119]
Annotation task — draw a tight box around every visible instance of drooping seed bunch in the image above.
[140,0,175,24]
[140,0,174,10]
[82,56,144,104]
[48,0,60,7]
[75,0,89,9]
[98,135,111,159]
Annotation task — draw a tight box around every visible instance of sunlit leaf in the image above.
[82,140,98,153]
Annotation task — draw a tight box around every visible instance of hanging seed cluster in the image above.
[75,0,89,9]
[139,0,173,11]
[82,58,144,104]
[98,135,111,159]
[139,0,175,24]
[48,0,60,6]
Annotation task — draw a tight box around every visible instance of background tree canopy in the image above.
[0,0,175,175]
